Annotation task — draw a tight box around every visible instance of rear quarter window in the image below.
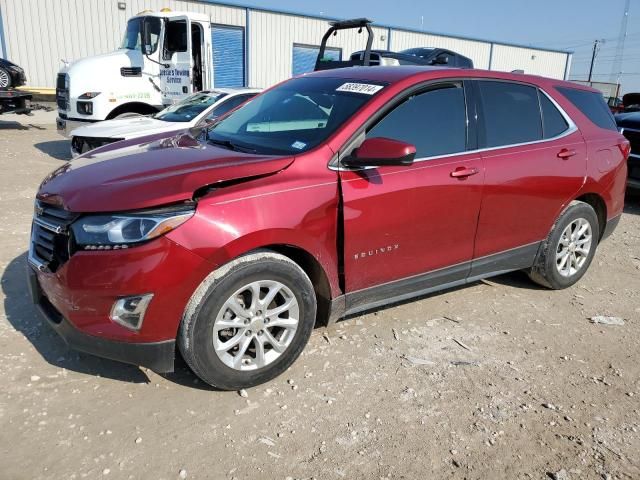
[556,86,617,131]
[539,91,569,139]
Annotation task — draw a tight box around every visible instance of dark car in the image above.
[0,58,27,89]
[399,47,474,68]
[621,93,640,113]
[616,111,640,189]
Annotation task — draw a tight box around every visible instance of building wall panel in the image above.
[0,0,570,89]
[490,44,569,79]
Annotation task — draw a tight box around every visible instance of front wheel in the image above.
[0,67,11,88]
[529,201,599,289]
[179,251,317,390]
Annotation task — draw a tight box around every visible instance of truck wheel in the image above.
[179,251,317,390]
[0,68,11,88]
[528,201,599,289]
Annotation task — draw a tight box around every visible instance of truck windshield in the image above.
[208,77,386,155]
[155,92,227,122]
[121,17,161,52]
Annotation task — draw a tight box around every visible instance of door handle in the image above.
[557,148,577,159]
[450,166,479,178]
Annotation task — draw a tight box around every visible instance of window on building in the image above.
[556,86,617,131]
[477,81,543,147]
[212,25,245,87]
[539,91,569,138]
[292,44,341,76]
[367,83,467,158]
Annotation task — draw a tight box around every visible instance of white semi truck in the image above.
[56,9,218,136]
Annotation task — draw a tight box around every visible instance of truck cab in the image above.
[56,10,212,136]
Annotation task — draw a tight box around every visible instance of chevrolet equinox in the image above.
[28,66,630,389]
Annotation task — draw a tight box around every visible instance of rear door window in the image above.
[477,80,543,148]
[555,86,617,131]
[539,91,569,138]
[366,83,467,158]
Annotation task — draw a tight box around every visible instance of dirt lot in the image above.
[1,116,639,480]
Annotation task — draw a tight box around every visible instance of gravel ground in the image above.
[1,119,639,480]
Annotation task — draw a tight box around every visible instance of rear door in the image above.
[471,80,587,274]
[160,16,193,104]
[340,81,484,305]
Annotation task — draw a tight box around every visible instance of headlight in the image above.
[79,92,101,99]
[71,204,195,250]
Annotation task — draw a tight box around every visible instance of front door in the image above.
[339,82,484,309]
[160,16,193,105]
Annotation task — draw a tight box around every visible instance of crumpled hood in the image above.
[37,134,293,212]
[71,116,186,140]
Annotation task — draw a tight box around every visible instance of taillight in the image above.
[618,140,631,160]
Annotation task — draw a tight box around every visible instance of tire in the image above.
[529,201,599,289]
[0,67,11,88]
[179,251,317,390]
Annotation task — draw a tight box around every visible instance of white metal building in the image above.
[0,0,572,90]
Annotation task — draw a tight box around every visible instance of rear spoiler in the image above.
[314,18,374,71]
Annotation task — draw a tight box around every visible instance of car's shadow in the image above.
[34,140,72,161]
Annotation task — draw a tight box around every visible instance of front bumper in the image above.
[56,115,93,138]
[28,265,176,372]
[26,235,215,371]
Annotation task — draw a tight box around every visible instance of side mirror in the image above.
[141,19,154,55]
[342,137,416,168]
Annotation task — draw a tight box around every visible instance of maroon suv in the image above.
[28,66,629,389]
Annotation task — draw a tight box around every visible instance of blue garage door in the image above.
[292,44,341,76]
[212,25,245,87]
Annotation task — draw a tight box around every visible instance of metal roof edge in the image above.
[198,0,573,55]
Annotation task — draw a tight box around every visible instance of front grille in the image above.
[622,128,640,156]
[121,67,142,77]
[29,201,78,272]
[71,136,122,155]
[56,73,69,110]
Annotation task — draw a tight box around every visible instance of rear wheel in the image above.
[529,201,599,289]
[179,251,317,390]
[0,68,11,88]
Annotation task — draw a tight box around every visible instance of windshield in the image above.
[155,92,227,122]
[208,77,386,155]
[121,17,161,52]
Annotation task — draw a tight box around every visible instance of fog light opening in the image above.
[110,294,154,331]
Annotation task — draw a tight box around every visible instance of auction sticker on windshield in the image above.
[336,83,384,95]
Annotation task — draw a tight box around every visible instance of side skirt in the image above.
[328,242,541,323]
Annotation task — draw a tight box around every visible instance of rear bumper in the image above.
[27,264,176,372]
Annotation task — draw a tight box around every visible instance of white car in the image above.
[69,87,261,157]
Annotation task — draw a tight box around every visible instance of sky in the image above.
[224,0,640,94]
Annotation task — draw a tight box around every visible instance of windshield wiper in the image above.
[208,138,256,154]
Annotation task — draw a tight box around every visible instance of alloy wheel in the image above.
[555,218,593,277]
[0,69,9,88]
[212,280,299,371]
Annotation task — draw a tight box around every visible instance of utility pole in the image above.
[588,39,603,82]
